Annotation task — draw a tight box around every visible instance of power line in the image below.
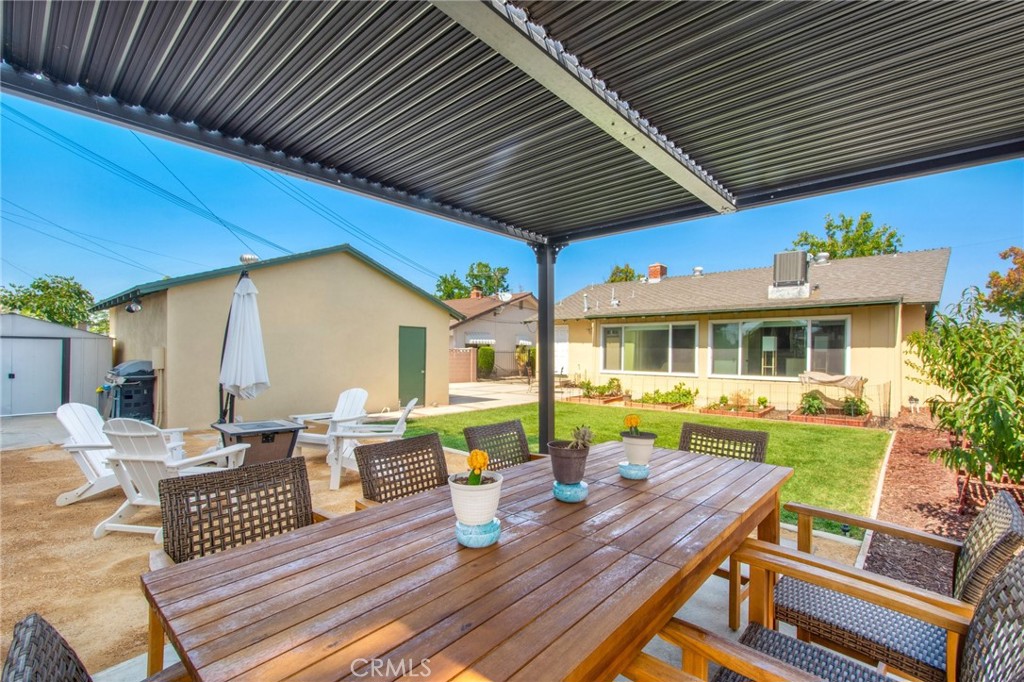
[4,218,167,277]
[1,257,37,280]
[247,166,442,280]
[1,103,293,255]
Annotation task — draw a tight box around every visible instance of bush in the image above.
[477,346,495,377]
[842,396,869,416]
[757,396,769,408]
[718,395,729,406]
[800,392,826,416]
[640,382,698,406]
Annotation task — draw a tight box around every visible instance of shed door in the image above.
[398,326,426,406]
[554,325,569,376]
[1,338,63,416]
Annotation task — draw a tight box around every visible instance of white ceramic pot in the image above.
[448,472,503,526]
[621,432,656,466]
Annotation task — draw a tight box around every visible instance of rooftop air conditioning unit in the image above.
[773,251,808,287]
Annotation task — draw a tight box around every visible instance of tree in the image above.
[0,274,99,329]
[981,246,1024,320]
[435,271,470,300]
[791,212,903,259]
[606,264,641,283]
[906,287,1024,495]
[464,262,509,296]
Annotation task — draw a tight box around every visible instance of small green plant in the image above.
[800,392,827,416]
[579,380,595,398]
[718,395,729,406]
[639,382,698,406]
[842,396,869,416]
[757,396,769,408]
[569,425,594,449]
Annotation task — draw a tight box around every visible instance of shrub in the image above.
[477,346,494,377]
[757,396,769,408]
[718,395,729,406]
[842,396,869,416]
[729,390,752,408]
[800,392,826,416]
[640,382,698,406]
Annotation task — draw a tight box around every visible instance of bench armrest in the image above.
[168,443,248,470]
[354,498,381,511]
[784,502,963,554]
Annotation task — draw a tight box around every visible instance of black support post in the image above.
[532,242,561,452]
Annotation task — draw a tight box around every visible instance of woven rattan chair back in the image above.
[355,433,449,504]
[463,420,531,471]
[952,490,1024,604]
[679,422,769,463]
[959,551,1024,682]
[2,613,91,682]
[158,457,315,565]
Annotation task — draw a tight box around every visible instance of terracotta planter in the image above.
[787,409,871,427]
[448,472,503,526]
[620,400,690,411]
[547,441,589,484]
[561,395,625,405]
[699,406,775,418]
[620,432,656,465]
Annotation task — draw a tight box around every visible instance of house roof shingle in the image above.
[444,292,537,327]
[555,249,950,320]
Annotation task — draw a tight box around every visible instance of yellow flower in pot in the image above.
[449,449,503,547]
[620,414,656,479]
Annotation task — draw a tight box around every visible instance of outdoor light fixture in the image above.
[125,298,142,313]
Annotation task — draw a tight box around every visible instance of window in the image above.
[711,317,847,378]
[602,323,697,374]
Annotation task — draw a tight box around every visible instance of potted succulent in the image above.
[547,425,593,502]
[619,414,656,480]
[448,449,503,547]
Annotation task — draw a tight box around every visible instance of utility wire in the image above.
[247,165,442,280]
[1,104,292,255]
[1,257,37,280]
[129,131,257,256]
[4,219,168,276]
[1,204,211,269]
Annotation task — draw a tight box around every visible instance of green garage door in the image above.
[398,326,426,406]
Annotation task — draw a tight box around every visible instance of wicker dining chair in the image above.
[678,422,769,463]
[773,490,1024,682]
[463,420,539,471]
[624,543,1024,682]
[678,421,770,630]
[354,432,449,508]
[2,612,189,682]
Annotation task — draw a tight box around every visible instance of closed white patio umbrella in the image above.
[218,270,269,422]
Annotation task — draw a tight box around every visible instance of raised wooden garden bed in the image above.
[560,395,625,405]
[700,406,775,418]
[787,409,871,427]
[620,400,691,411]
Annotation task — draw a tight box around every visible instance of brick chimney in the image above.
[648,263,667,283]
[470,286,483,299]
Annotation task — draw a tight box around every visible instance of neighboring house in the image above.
[94,244,462,429]
[554,249,951,417]
[445,289,538,377]
[0,313,113,416]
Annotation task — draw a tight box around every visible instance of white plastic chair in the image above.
[328,398,418,490]
[290,388,369,484]
[93,418,248,542]
[54,403,187,507]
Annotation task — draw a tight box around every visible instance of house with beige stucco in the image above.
[93,244,462,429]
[554,249,951,418]
[444,289,538,378]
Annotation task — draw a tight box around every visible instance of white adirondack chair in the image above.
[54,403,187,507]
[289,387,368,461]
[93,418,248,542]
[326,398,418,490]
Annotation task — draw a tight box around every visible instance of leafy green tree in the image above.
[981,246,1024,320]
[465,262,509,296]
[906,288,1024,489]
[435,271,470,299]
[0,274,99,329]
[607,264,641,283]
[792,212,903,259]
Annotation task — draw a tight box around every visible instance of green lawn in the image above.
[406,403,891,538]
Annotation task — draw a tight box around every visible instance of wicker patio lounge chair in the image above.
[2,612,189,682]
[354,432,448,510]
[679,421,770,630]
[623,541,1024,682]
[773,490,1024,682]
[463,419,544,470]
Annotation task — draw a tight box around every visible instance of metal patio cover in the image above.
[3,0,1023,446]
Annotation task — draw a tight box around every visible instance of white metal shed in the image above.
[0,313,113,416]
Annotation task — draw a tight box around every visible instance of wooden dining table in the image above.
[142,440,792,681]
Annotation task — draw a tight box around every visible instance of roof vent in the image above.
[773,251,808,286]
[609,287,620,307]
[582,293,589,312]
[813,252,830,265]
[692,266,704,277]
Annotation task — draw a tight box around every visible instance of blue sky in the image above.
[2,95,1021,309]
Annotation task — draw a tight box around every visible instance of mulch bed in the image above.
[863,409,1024,594]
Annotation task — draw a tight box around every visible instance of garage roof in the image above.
[4,1,1022,246]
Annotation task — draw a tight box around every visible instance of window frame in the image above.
[600,322,699,376]
[707,315,851,381]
